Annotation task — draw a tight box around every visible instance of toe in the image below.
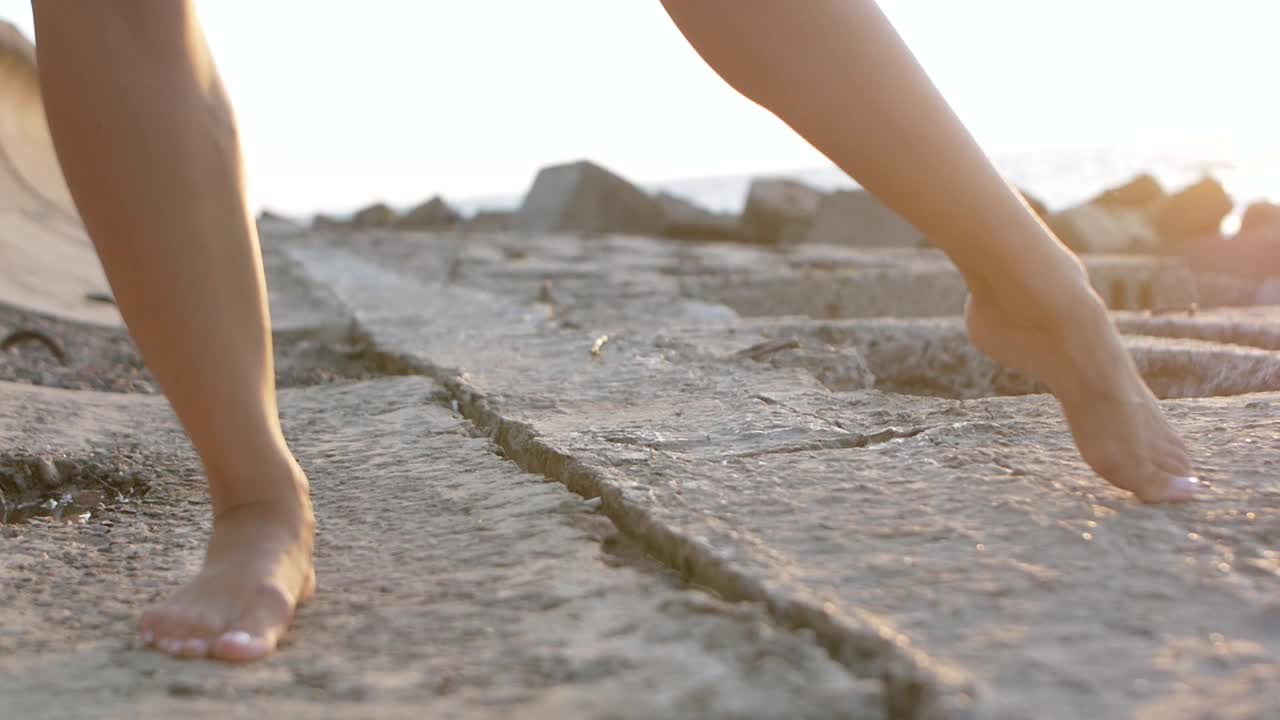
[1155,440,1194,478]
[178,638,211,659]
[1131,470,1200,504]
[157,637,185,657]
[211,582,294,663]
[139,604,224,657]
[213,630,273,663]
[1157,476,1201,503]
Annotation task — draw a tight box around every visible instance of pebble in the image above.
[35,457,60,487]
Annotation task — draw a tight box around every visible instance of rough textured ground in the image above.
[288,229,1278,719]
[3,221,1279,719]
[0,379,881,720]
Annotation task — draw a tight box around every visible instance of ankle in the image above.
[207,454,313,522]
[973,252,1105,333]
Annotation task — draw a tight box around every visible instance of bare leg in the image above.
[32,1,315,660]
[662,0,1198,501]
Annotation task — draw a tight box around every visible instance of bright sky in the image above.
[2,1,1276,215]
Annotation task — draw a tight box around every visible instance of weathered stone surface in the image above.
[351,202,398,228]
[655,192,744,242]
[0,378,880,720]
[803,190,925,249]
[1193,271,1260,307]
[294,241,1280,719]
[679,254,1193,317]
[1048,203,1162,254]
[1115,306,1280,350]
[258,238,354,340]
[741,178,823,245]
[395,195,460,229]
[681,265,970,319]
[512,160,664,236]
[1083,255,1197,310]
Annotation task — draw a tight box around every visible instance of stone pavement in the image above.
[1,379,879,720]
[2,226,1278,719]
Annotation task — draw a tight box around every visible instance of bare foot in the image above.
[965,283,1199,503]
[139,469,315,663]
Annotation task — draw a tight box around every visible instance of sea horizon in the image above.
[295,145,1271,229]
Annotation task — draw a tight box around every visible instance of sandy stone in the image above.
[0,379,881,720]
[294,239,1279,719]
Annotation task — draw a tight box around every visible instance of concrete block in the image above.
[351,202,398,228]
[1048,204,1162,254]
[512,160,664,235]
[803,190,924,248]
[741,178,823,244]
[655,192,744,242]
[397,195,460,229]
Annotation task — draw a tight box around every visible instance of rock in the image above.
[1082,255,1198,311]
[1193,271,1260,307]
[802,190,924,248]
[1091,173,1166,209]
[1151,178,1233,243]
[512,160,664,235]
[1183,206,1280,283]
[257,209,291,224]
[35,457,59,488]
[768,345,877,391]
[312,213,342,228]
[655,192,744,242]
[741,178,824,245]
[1240,201,1280,234]
[465,210,514,233]
[1257,278,1280,305]
[351,203,398,228]
[257,209,302,236]
[397,196,461,229]
[1047,204,1162,254]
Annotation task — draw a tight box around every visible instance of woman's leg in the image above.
[661,0,1198,501]
[32,1,315,661]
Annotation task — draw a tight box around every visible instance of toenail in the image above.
[183,638,209,657]
[221,631,253,647]
[1167,476,1201,500]
[160,638,183,655]
[218,630,271,658]
[141,631,155,646]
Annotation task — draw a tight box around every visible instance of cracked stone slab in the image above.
[749,316,1280,400]
[0,378,882,720]
[293,243,1279,719]
[259,238,354,341]
[1116,306,1280,351]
